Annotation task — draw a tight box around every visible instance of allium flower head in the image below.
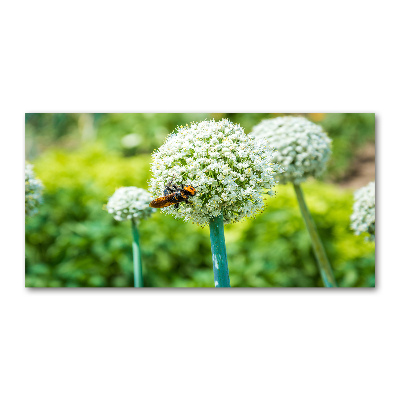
[149,119,281,226]
[107,187,155,222]
[350,181,375,242]
[251,116,332,184]
[25,162,43,217]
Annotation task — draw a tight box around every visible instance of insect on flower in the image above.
[149,181,197,209]
[149,119,280,225]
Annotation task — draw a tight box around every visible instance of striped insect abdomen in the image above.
[149,194,177,208]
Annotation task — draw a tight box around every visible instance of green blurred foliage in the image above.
[25,112,374,182]
[319,113,375,180]
[25,144,375,287]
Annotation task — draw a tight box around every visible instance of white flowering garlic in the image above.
[251,116,332,185]
[149,119,281,226]
[350,181,375,242]
[107,187,155,222]
[25,162,43,217]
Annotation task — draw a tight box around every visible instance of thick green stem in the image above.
[131,220,143,288]
[293,183,337,288]
[209,213,231,287]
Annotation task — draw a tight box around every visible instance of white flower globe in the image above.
[149,119,281,226]
[107,187,155,222]
[251,116,332,185]
[25,162,43,217]
[350,181,375,242]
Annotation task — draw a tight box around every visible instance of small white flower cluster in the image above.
[25,162,43,217]
[251,116,332,185]
[350,182,375,242]
[106,187,155,222]
[149,119,281,226]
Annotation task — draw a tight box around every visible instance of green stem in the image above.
[209,213,231,287]
[293,183,337,288]
[131,220,143,288]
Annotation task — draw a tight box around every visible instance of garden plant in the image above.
[25,162,43,217]
[351,181,375,242]
[106,186,155,287]
[251,116,337,287]
[24,113,375,288]
[149,119,281,287]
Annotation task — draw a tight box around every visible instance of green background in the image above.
[25,113,375,287]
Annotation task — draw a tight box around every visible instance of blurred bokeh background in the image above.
[25,113,375,287]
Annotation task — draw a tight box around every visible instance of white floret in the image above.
[251,116,332,185]
[107,187,155,222]
[25,162,43,217]
[149,119,282,226]
[350,182,375,242]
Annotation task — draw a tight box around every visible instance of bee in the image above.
[149,181,197,209]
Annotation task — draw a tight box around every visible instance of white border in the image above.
[1,1,398,399]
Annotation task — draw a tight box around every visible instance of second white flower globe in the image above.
[251,116,332,185]
[107,187,155,222]
[149,119,281,225]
